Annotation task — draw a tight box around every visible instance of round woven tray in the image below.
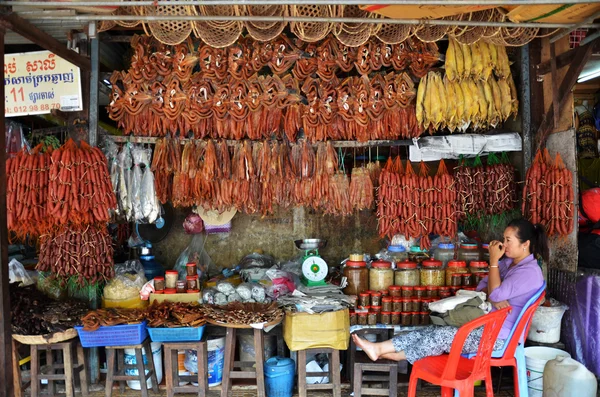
[13,328,78,345]
[205,313,283,329]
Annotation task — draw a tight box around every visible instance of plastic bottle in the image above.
[543,356,597,397]
[139,245,165,281]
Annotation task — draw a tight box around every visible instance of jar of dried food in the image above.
[387,245,408,264]
[186,263,197,277]
[380,290,389,298]
[394,261,420,286]
[420,259,445,286]
[419,312,430,325]
[176,280,186,294]
[165,270,178,290]
[153,276,165,291]
[434,243,455,268]
[481,243,490,262]
[461,274,473,287]
[358,312,368,325]
[371,306,382,319]
[426,286,439,298]
[401,312,411,326]
[411,312,420,326]
[445,260,468,286]
[343,261,369,296]
[401,286,414,298]
[457,243,481,263]
[186,275,198,291]
[401,298,411,312]
[368,311,378,325]
[473,272,489,285]
[391,312,400,325]
[421,298,432,311]
[369,260,394,292]
[469,261,489,275]
[408,246,429,265]
[381,312,391,325]
[388,286,402,297]
[358,293,370,307]
[414,286,426,299]
[439,287,451,298]
[371,292,382,307]
[382,297,393,312]
[349,311,357,326]
[411,299,421,312]
[451,273,463,287]
[392,297,403,313]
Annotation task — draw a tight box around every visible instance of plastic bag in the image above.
[104,260,147,301]
[216,281,236,296]
[140,164,160,224]
[183,213,204,234]
[5,121,30,156]
[117,144,133,222]
[9,258,34,287]
[37,272,66,300]
[236,283,253,301]
[173,234,214,282]
[102,137,120,218]
[202,287,217,304]
[131,145,147,223]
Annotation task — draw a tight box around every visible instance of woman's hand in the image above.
[491,300,510,310]
[489,240,505,263]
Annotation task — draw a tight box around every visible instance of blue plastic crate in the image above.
[75,321,147,347]
[147,325,205,343]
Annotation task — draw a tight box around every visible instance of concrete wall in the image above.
[152,206,384,271]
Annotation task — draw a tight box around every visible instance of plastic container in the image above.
[434,243,455,267]
[370,292,382,307]
[148,326,206,343]
[445,260,468,286]
[527,300,568,343]
[524,346,571,397]
[386,245,408,264]
[165,270,179,290]
[369,260,394,292]
[457,243,480,263]
[394,260,420,286]
[408,246,429,265]
[265,357,295,397]
[381,297,393,312]
[139,246,165,283]
[543,356,597,397]
[420,260,445,287]
[125,342,163,390]
[343,261,369,296]
[75,322,147,347]
[481,244,490,262]
[469,261,489,275]
[388,286,402,297]
[207,336,226,387]
[154,276,165,291]
[358,293,370,307]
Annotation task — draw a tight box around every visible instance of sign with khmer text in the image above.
[4,50,82,117]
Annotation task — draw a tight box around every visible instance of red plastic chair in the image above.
[408,306,512,397]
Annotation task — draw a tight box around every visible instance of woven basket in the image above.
[290,4,338,43]
[414,22,449,43]
[482,8,502,38]
[333,5,378,47]
[242,4,287,42]
[375,23,413,45]
[194,5,243,48]
[115,4,141,28]
[98,19,116,32]
[453,10,494,45]
[144,3,195,46]
[13,329,78,345]
[487,27,539,46]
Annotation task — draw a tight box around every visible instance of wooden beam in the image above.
[0,26,15,397]
[535,40,600,76]
[0,12,90,70]
[549,42,560,129]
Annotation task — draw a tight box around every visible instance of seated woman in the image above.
[354,218,547,364]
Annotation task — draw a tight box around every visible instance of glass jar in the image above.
[165,270,178,290]
[421,298,432,311]
[371,292,382,307]
[153,276,165,291]
[434,243,455,268]
[380,290,389,297]
[457,243,481,263]
[401,286,414,298]
[369,260,394,292]
[420,260,445,286]
[349,311,357,326]
[450,286,461,296]
[176,281,186,294]
[394,261,420,286]
[186,262,197,277]
[382,297,393,312]
[358,293,370,307]
[411,299,421,312]
[371,306,382,320]
[401,312,411,326]
[426,286,439,298]
[391,312,400,325]
[481,243,490,262]
[439,287,451,299]
[387,245,408,264]
[388,286,402,297]
[445,260,468,286]
[473,272,489,286]
[413,286,426,299]
[392,298,403,313]
[368,312,378,325]
[186,275,198,290]
[343,261,369,295]
[451,273,463,287]
[408,246,429,265]
[411,312,420,326]
[420,312,430,325]
[402,298,411,312]
[358,312,368,325]
[381,312,391,325]
[469,261,489,275]
[462,274,473,287]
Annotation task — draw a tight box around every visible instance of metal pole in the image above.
[0,25,14,397]
[549,9,600,43]
[18,14,600,29]
[1,0,598,5]
[89,35,99,147]
[520,43,533,172]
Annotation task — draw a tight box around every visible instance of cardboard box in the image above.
[149,292,201,305]
[283,309,349,351]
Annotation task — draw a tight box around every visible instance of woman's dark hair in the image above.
[507,218,550,263]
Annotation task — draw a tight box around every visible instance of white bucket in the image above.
[527,300,568,344]
[185,336,226,387]
[524,346,571,397]
[178,350,190,386]
[124,342,163,390]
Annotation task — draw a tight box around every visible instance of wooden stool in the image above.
[221,327,266,397]
[12,338,31,397]
[353,353,398,397]
[28,338,88,397]
[163,341,208,397]
[347,328,392,383]
[297,348,342,397]
[105,338,158,397]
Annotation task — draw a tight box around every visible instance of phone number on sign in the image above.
[5,103,60,114]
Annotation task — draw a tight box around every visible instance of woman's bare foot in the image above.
[379,352,407,362]
[352,334,380,361]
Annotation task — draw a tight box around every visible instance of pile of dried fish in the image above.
[81,308,146,331]
[200,302,283,326]
[10,284,89,336]
[146,302,206,328]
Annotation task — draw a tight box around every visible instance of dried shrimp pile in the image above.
[81,308,147,331]
[522,150,574,236]
[377,158,457,248]
[146,302,206,328]
[201,302,283,326]
[152,138,377,216]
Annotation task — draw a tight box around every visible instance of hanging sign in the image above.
[4,50,82,117]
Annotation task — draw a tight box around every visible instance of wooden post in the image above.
[0,25,15,397]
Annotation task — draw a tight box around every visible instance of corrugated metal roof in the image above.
[6,9,86,44]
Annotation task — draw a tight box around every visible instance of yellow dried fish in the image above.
[453,80,466,130]
[498,78,512,121]
[461,43,472,81]
[476,80,488,125]
[446,38,457,81]
[437,73,448,129]
[430,72,443,129]
[489,78,502,126]
[471,41,484,80]
[444,76,457,132]
[424,71,434,129]
[508,74,519,117]
[496,45,511,79]
[461,79,475,123]
[453,38,465,80]
[416,73,427,126]
[480,41,493,81]
[488,42,498,70]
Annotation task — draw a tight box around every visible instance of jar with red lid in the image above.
[380,312,391,325]
[451,273,463,287]
[461,274,473,287]
[411,312,420,326]
[401,286,414,298]
[368,311,378,325]
[420,259,445,286]
[401,312,411,326]
[401,298,411,312]
[369,260,394,292]
[426,286,439,298]
[349,311,357,326]
[419,312,430,325]
[358,293,370,307]
[481,243,490,262]
[414,286,426,299]
[176,281,186,294]
[394,260,420,286]
[469,261,489,275]
[343,260,369,296]
[391,312,400,325]
[153,276,165,291]
[411,299,421,312]
[358,312,368,325]
[392,298,403,312]
[445,260,468,286]
[473,272,489,286]
[421,298,432,311]
[380,290,389,297]
[388,286,402,297]
[186,263,198,277]
[382,297,393,312]
[165,270,179,290]
[457,243,481,263]
[371,292,382,307]
[164,288,176,294]
[439,287,452,298]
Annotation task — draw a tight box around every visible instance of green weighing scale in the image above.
[295,239,329,287]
